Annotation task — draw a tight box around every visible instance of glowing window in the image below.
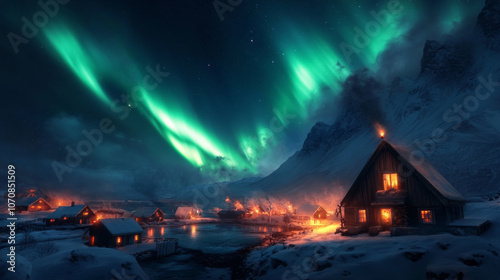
[50,219,55,222]
[134,235,139,242]
[358,210,366,223]
[117,236,121,244]
[37,206,42,209]
[421,210,433,224]
[381,208,391,223]
[63,217,67,220]
[90,236,95,246]
[83,212,88,216]
[383,173,398,190]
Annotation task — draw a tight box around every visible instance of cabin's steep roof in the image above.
[99,218,143,235]
[132,207,162,218]
[390,143,465,202]
[342,140,465,205]
[46,205,87,219]
[295,204,322,216]
[17,197,46,207]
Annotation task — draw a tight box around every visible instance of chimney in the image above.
[71,201,75,207]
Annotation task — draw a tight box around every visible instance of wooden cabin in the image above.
[15,197,51,212]
[89,218,143,248]
[132,207,164,223]
[340,139,466,235]
[292,204,328,225]
[175,207,200,219]
[45,203,96,226]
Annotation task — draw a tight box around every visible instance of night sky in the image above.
[0,0,485,197]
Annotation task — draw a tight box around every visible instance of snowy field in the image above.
[246,200,500,280]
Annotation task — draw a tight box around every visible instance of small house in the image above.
[340,139,466,235]
[15,197,51,212]
[175,206,200,219]
[89,218,143,248]
[292,204,328,225]
[45,203,96,226]
[132,207,164,223]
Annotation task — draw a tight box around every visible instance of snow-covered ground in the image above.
[0,232,150,280]
[246,200,500,280]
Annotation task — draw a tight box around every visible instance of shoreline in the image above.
[137,226,309,279]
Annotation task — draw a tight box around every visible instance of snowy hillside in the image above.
[239,1,500,203]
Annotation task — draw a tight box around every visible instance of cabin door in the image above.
[380,208,392,229]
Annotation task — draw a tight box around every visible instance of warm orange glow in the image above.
[148,228,153,236]
[90,236,95,246]
[83,212,88,216]
[383,173,398,190]
[381,208,391,223]
[37,206,41,209]
[31,206,35,208]
[225,196,231,203]
[234,200,244,210]
[63,217,67,220]
[161,227,165,235]
[134,235,139,242]
[380,131,385,138]
[421,210,432,223]
[58,202,61,206]
[191,225,197,238]
[116,236,121,244]
[97,215,102,220]
[50,219,55,222]
[358,209,366,223]
[38,200,43,203]
[287,204,293,211]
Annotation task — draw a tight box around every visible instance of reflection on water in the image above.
[143,224,282,254]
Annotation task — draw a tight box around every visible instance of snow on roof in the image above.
[16,197,47,207]
[175,206,194,216]
[132,207,162,218]
[449,219,489,227]
[46,205,87,219]
[295,204,322,216]
[390,142,466,202]
[99,218,143,236]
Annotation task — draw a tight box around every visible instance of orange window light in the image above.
[383,173,398,190]
[134,235,139,242]
[358,210,366,223]
[421,210,432,223]
[381,208,391,222]
[117,236,121,244]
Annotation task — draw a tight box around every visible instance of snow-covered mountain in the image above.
[239,1,500,203]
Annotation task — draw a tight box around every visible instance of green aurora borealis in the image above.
[2,0,485,184]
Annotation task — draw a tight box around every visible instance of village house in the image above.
[175,206,200,219]
[45,202,96,226]
[132,207,164,223]
[89,218,143,248]
[15,197,51,212]
[292,204,328,225]
[340,138,475,235]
